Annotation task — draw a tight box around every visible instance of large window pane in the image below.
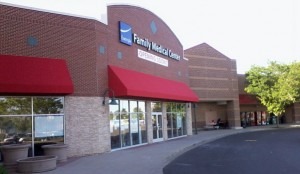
[172,113,177,137]
[0,116,32,160]
[138,101,146,143]
[121,112,130,147]
[120,100,129,113]
[182,114,187,135]
[110,112,121,149]
[0,96,65,158]
[177,113,183,136]
[0,116,32,144]
[152,115,157,139]
[34,115,63,138]
[34,115,64,156]
[138,101,145,113]
[33,97,64,114]
[152,102,162,112]
[166,102,187,139]
[120,100,130,147]
[179,103,186,113]
[139,113,147,143]
[167,113,172,138]
[130,113,139,145]
[110,101,120,113]
[166,103,172,112]
[0,97,31,115]
[130,101,137,112]
[110,100,147,149]
[110,101,121,149]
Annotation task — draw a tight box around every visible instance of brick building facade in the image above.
[0,3,198,158]
[185,43,241,130]
[4,2,295,160]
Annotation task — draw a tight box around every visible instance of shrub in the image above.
[0,165,7,174]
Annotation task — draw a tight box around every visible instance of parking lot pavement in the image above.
[5,124,298,174]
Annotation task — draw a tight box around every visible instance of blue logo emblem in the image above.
[119,21,132,46]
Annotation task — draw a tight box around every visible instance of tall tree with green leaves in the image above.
[245,61,300,126]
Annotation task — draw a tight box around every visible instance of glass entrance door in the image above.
[152,112,163,142]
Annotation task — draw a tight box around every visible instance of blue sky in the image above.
[1,0,299,74]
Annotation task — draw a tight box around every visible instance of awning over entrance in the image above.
[0,55,74,95]
[239,94,259,104]
[108,65,199,102]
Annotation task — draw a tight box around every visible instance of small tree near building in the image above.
[245,61,300,127]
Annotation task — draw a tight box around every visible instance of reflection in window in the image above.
[121,111,130,147]
[0,96,64,158]
[139,112,147,144]
[130,113,138,145]
[34,116,64,138]
[138,101,145,113]
[167,113,172,138]
[34,115,64,156]
[0,97,31,115]
[166,102,187,139]
[33,97,64,114]
[151,102,162,112]
[0,116,32,144]
[110,100,147,149]
[120,100,129,113]
[110,104,121,149]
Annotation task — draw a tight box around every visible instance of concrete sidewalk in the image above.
[44,125,298,174]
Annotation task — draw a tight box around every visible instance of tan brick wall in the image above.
[285,105,294,123]
[185,43,241,129]
[226,100,242,129]
[185,43,239,101]
[64,96,110,157]
[192,103,224,128]
[186,103,193,135]
[293,102,300,123]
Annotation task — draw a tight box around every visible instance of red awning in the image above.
[0,55,74,95]
[108,65,199,102]
[239,94,259,104]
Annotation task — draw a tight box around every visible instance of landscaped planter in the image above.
[0,144,30,166]
[42,143,68,162]
[16,155,57,173]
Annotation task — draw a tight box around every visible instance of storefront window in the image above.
[0,116,32,143]
[0,96,64,159]
[167,113,172,138]
[110,100,147,150]
[166,102,186,139]
[240,111,268,127]
[33,97,64,114]
[139,112,147,144]
[152,102,162,112]
[109,104,121,149]
[138,101,147,143]
[130,101,139,145]
[0,97,31,115]
[172,113,178,137]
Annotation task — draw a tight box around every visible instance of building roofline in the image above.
[1,2,107,24]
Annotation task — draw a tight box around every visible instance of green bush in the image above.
[0,165,7,174]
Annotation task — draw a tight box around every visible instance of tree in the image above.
[245,61,300,126]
